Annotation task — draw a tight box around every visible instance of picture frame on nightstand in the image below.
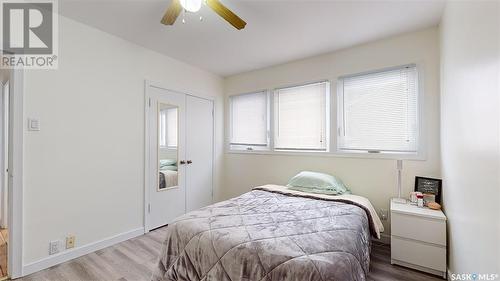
[414,176,442,204]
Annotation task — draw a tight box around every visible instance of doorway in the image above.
[0,58,23,279]
[0,70,9,279]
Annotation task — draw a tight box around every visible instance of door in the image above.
[185,96,214,212]
[147,85,186,230]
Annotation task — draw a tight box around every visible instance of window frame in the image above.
[228,90,271,151]
[335,64,424,159]
[226,63,425,160]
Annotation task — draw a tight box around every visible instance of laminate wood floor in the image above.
[18,227,444,281]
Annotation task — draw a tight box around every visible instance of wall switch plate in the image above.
[28,118,40,131]
[379,209,388,220]
[49,240,60,255]
[66,235,75,249]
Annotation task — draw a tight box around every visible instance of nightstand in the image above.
[390,201,447,279]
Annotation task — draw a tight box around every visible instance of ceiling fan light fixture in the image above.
[179,0,202,12]
[161,0,246,30]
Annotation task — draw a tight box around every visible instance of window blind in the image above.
[230,91,268,146]
[166,108,178,147]
[274,82,328,150]
[338,65,418,153]
[159,108,178,147]
[159,110,167,147]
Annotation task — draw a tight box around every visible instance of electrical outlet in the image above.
[379,208,388,220]
[66,235,75,249]
[49,240,60,255]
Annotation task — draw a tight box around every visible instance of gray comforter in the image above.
[153,186,380,281]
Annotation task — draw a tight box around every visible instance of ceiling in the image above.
[59,0,445,77]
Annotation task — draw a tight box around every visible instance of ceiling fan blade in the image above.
[206,0,247,30]
[161,0,182,25]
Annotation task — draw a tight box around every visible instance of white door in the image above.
[147,85,186,230]
[185,96,213,212]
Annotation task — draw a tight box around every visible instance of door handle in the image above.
[179,160,186,165]
[187,160,192,164]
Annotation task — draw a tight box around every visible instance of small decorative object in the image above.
[427,202,442,210]
[423,193,436,206]
[409,191,422,205]
[414,176,442,204]
[417,194,424,207]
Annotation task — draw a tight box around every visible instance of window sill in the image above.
[226,149,426,161]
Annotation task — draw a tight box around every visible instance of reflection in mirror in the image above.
[158,103,178,190]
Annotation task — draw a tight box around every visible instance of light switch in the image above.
[28,118,40,131]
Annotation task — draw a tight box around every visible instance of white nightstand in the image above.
[390,201,447,279]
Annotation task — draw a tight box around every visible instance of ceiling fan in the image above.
[161,0,247,30]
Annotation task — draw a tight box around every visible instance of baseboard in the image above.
[372,233,391,244]
[392,259,446,279]
[22,227,145,277]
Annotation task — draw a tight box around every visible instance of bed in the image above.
[159,169,178,189]
[152,184,384,281]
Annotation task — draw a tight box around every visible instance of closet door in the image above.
[185,95,214,212]
[147,85,186,230]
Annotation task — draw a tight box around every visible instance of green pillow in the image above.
[161,165,178,171]
[286,171,350,195]
[160,159,177,168]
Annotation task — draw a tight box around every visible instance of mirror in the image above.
[158,103,178,190]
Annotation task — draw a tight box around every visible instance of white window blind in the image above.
[166,108,178,147]
[230,91,268,147]
[274,82,329,150]
[160,110,167,147]
[159,108,178,148]
[338,65,418,153]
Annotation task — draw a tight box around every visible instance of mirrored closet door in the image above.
[146,84,214,231]
[148,86,186,230]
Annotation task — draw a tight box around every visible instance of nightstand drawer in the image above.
[391,236,446,272]
[391,212,446,245]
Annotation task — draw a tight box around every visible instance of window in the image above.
[229,91,269,150]
[160,107,178,148]
[274,82,329,151]
[337,65,419,154]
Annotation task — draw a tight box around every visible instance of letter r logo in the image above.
[2,2,53,55]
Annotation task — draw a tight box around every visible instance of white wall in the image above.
[223,28,441,235]
[22,16,223,264]
[440,1,500,274]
